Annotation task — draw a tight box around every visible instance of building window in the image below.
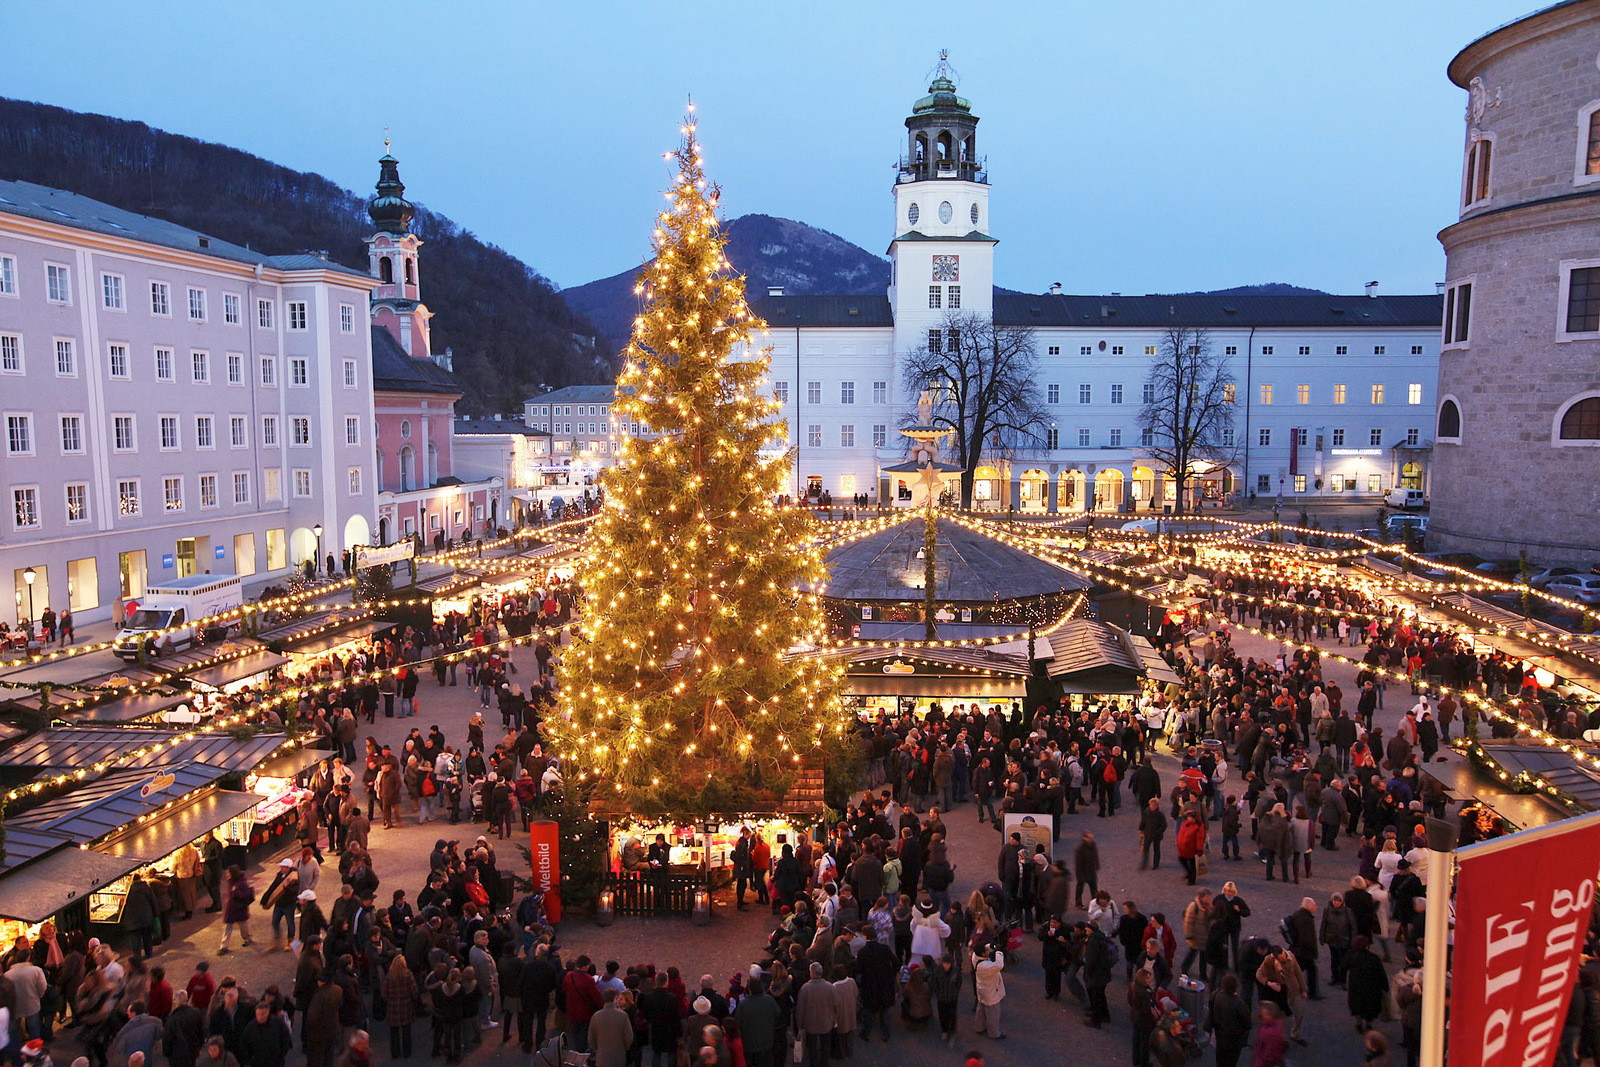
[149,281,170,316]
[199,474,217,508]
[1294,475,1307,493]
[117,478,140,516]
[340,304,355,333]
[287,302,308,330]
[1221,426,1235,447]
[113,415,134,451]
[1078,384,1091,404]
[1076,346,1089,356]
[1373,345,1386,355]
[872,424,887,447]
[1406,428,1420,446]
[1333,384,1347,404]
[154,347,174,381]
[1140,428,1154,447]
[1463,136,1492,206]
[1110,384,1123,404]
[1437,398,1462,441]
[840,424,855,447]
[346,416,359,445]
[1260,345,1274,355]
[1,334,21,374]
[59,414,82,453]
[1561,263,1600,336]
[1224,345,1238,356]
[1296,384,1310,404]
[1371,384,1385,405]
[1408,383,1423,405]
[1257,474,1271,493]
[348,467,362,495]
[928,286,942,309]
[159,416,179,450]
[293,470,312,497]
[1441,280,1473,347]
[290,357,309,386]
[195,415,214,449]
[1047,384,1060,404]
[163,476,183,511]
[1109,428,1123,447]
[1222,384,1236,404]
[6,413,32,455]
[260,357,276,386]
[190,350,209,383]
[263,469,281,501]
[102,273,124,310]
[927,330,942,353]
[1258,428,1271,447]
[774,381,788,404]
[1556,395,1600,442]
[805,381,821,405]
[1332,345,1347,356]
[872,381,887,404]
[1144,345,1157,356]
[233,472,250,504]
[230,417,246,448]
[187,287,206,322]
[46,263,72,304]
[343,359,357,388]
[1048,346,1060,356]
[1292,428,1306,446]
[55,339,75,377]
[1332,428,1346,447]
[1369,428,1383,447]
[1259,385,1273,405]
[1143,383,1156,404]
[1077,428,1090,447]
[291,417,310,446]
[64,483,87,523]
[400,419,411,439]
[257,299,274,329]
[948,285,961,308]
[0,255,14,295]
[220,353,239,385]
[12,487,38,529]
[223,293,241,325]
[840,381,855,404]
[1298,346,1311,356]
[806,424,821,448]
[1046,427,1059,449]
[262,416,278,447]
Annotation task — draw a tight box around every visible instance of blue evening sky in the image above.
[1,1,1522,295]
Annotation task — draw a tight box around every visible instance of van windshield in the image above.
[127,609,174,630]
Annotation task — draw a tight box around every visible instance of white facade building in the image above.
[733,63,1444,513]
[0,180,379,626]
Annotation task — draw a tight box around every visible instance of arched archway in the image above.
[426,442,439,486]
[1400,462,1424,489]
[936,131,953,161]
[399,446,415,492]
[1020,469,1048,512]
[972,465,1003,510]
[1058,469,1086,512]
[379,257,393,284]
[404,258,414,285]
[377,516,389,546]
[290,527,317,567]
[343,514,370,549]
[1094,469,1125,512]
[1132,466,1156,508]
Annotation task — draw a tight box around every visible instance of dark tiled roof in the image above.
[0,179,370,278]
[749,295,894,328]
[823,517,1088,602]
[527,385,618,405]
[889,230,998,244]
[992,292,1443,329]
[371,326,463,396]
[454,418,551,437]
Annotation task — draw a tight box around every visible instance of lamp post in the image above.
[22,566,36,628]
[312,524,323,575]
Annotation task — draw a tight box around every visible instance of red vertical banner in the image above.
[1289,428,1299,476]
[1449,811,1600,1067]
[529,819,562,923]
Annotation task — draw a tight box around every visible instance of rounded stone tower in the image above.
[1430,0,1600,562]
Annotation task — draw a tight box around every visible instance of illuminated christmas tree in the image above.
[554,117,842,812]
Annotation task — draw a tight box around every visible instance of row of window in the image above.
[528,422,644,436]
[1461,104,1600,210]
[1435,395,1600,446]
[789,421,1417,452]
[3,411,362,456]
[0,256,354,333]
[0,335,360,389]
[1043,343,1424,358]
[771,381,893,406]
[10,465,360,530]
[1257,473,1387,495]
[927,285,962,309]
[529,403,610,417]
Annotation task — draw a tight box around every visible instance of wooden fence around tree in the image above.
[602,871,701,916]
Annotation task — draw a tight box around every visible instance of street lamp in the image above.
[22,566,36,629]
[312,524,323,575]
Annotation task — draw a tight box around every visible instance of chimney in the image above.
[1434,281,1446,295]
[1365,280,1379,298]
[767,286,785,298]
[1048,282,1062,296]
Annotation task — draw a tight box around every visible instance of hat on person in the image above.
[693,996,711,1015]
[298,890,317,902]
[22,1040,44,1059]
[279,858,295,867]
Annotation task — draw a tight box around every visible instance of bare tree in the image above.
[899,311,1046,509]
[1137,325,1238,513]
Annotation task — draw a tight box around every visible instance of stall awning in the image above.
[66,690,193,725]
[285,620,393,659]
[1,825,79,865]
[10,763,228,841]
[98,789,264,861]
[184,651,291,690]
[845,676,1027,699]
[483,573,527,590]
[120,733,292,774]
[0,727,185,770]
[1131,636,1182,685]
[0,848,147,923]
[251,745,327,780]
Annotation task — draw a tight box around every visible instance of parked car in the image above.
[1541,574,1600,605]
[1528,565,1587,588]
[1473,559,1523,581]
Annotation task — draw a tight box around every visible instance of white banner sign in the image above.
[355,542,415,568]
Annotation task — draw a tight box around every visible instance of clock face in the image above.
[931,255,959,282]
[938,201,953,224]
[907,203,920,226]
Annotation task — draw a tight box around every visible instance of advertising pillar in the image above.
[528,818,562,924]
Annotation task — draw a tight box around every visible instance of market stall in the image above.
[183,649,291,693]
[63,690,197,726]
[818,645,1032,719]
[242,746,325,837]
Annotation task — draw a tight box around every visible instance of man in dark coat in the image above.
[1082,925,1114,1027]
[238,1001,294,1067]
[1207,973,1253,1067]
[636,977,681,1066]
[163,990,205,1067]
[733,978,781,1063]
[856,938,898,1041]
[517,944,559,1053]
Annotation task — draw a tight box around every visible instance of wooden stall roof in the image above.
[10,762,227,840]
[0,848,146,923]
[0,727,186,769]
[184,650,291,689]
[97,789,263,860]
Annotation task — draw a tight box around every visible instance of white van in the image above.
[1385,488,1427,510]
[114,574,243,660]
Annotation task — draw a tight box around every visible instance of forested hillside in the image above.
[0,97,611,413]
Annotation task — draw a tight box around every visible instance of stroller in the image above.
[534,1033,589,1067]
[1152,984,1207,1059]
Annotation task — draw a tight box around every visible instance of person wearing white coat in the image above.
[970,948,1006,1039]
[909,902,949,961]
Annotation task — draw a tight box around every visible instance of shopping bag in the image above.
[793,1030,806,1063]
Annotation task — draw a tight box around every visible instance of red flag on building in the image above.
[1448,810,1600,1067]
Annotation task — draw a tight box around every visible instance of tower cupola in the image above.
[368,151,415,234]
[900,51,983,184]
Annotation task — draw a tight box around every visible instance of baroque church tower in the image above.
[365,145,435,361]
[888,53,995,349]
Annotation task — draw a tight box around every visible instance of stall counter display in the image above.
[245,774,310,828]
[610,818,807,886]
[89,875,134,924]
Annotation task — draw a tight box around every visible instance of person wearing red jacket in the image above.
[561,957,603,1054]
[1176,812,1209,886]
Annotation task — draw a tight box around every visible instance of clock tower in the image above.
[888,52,995,348]
[366,146,434,361]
